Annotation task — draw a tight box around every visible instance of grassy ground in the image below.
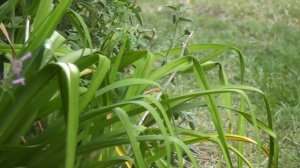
[139,0,300,167]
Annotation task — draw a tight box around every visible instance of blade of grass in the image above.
[192,58,233,167]
[66,9,93,50]
[109,35,127,83]
[80,54,110,112]
[113,108,147,167]
[56,62,80,168]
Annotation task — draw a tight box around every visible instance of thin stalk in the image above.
[164,18,179,58]
[237,98,246,167]
[138,31,194,126]
[10,4,15,44]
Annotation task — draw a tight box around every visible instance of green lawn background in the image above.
[140,0,300,167]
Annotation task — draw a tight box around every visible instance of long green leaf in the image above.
[23,0,73,54]
[56,62,80,168]
[109,35,127,82]
[66,9,93,50]
[192,58,233,167]
[95,78,160,97]
[31,0,53,31]
[113,108,147,167]
[0,0,19,22]
[80,55,110,112]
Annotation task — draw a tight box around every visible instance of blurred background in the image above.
[139,0,300,167]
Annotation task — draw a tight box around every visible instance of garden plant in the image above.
[0,0,279,167]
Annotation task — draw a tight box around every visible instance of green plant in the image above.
[0,0,278,167]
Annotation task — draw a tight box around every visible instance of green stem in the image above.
[164,16,179,59]
[11,3,15,44]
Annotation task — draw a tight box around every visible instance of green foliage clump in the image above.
[0,0,278,167]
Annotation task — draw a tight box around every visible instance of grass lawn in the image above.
[139,0,300,167]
